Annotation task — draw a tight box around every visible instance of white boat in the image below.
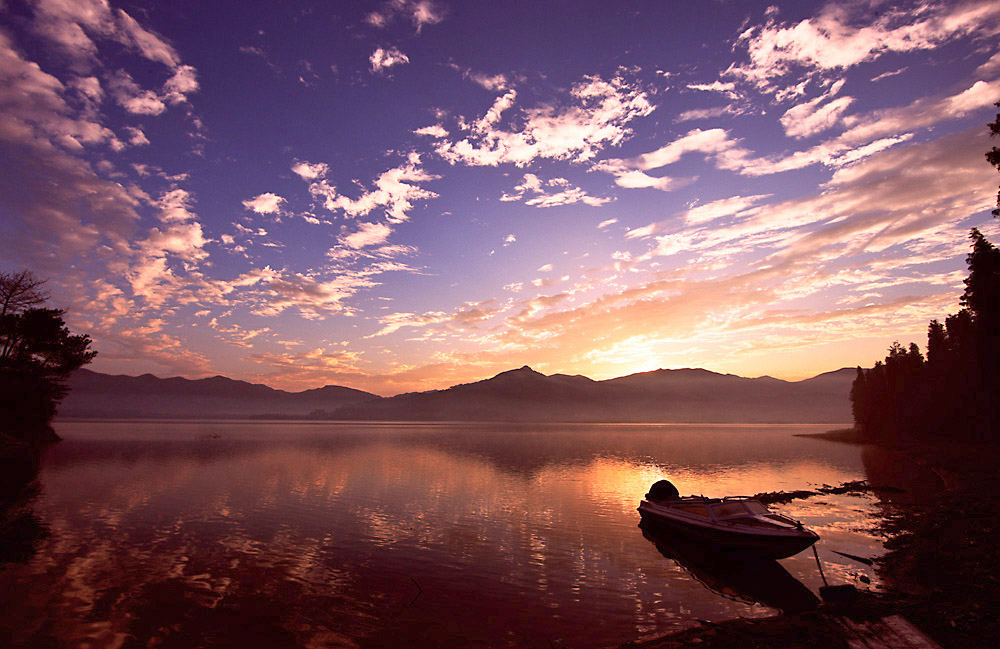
[638,480,819,560]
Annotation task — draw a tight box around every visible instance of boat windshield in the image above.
[712,502,749,518]
[744,501,769,515]
[673,504,710,517]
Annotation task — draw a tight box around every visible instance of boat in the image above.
[637,480,819,560]
[639,521,821,612]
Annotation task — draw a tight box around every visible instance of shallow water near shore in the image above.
[1,421,884,648]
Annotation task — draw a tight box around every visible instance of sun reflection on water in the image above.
[0,422,884,649]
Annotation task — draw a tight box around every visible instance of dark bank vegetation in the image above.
[850,103,1000,442]
[0,270,96,444]
[848,228,999,441]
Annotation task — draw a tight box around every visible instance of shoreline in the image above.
[618,429,999,649]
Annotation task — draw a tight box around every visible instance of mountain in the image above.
[58,366,855,423]
[59,369,380,419]
[326,366,856,423]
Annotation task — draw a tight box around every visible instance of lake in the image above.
[0,421,884,649]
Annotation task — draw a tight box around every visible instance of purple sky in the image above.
[2,0,999,395]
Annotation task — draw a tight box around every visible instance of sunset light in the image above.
[4,3,1000,647]
[2,0,998,394]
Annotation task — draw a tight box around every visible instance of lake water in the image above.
[1,421,884,649]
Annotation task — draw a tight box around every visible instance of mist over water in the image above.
[1,422,883,648]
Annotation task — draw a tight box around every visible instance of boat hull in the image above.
[639,521,821,612]
[638,503,819,560]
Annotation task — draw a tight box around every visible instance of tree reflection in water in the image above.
[0,444,48,565]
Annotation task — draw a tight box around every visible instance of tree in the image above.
[961,229,1000,336]
[850,100,1000,441]
[0,271,48,318]
[0,272,95,442]
[989,101,1000,217]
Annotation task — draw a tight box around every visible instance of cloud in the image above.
[644,126,995,269]
[290,160,329,180]
[123,126,149,146]
[239,45,281,74]
[975,50,1000,77]
[252,347,366,389]
[242,192,286,215]
[340,222,393,249]
[596,128,734,189]
[468,72,509,91]
[309,154,438,223]
[365,0,445,32]
[129,189,211,307]
[675,105,742,123]
[728,1,1000,92]
[503,234,516,246]
[597,218,618,229]
[31,0,181,70]
[163,65,198,104]
[686,81,737,98]
[728,78,1000,176]
[414,124,448,138]
[106,69,166,115]
[0,31,139,273]
[448,64,511,91]
[435,73,653,167]
[682,194,771,226]
[369,46,409,73]
[608,75,999,184]
[253,270,370,317]
[369,298,501,337]
[871,67,907,82]
[473,90,517,133]
[499,173,610,207]
[779,79,853,138]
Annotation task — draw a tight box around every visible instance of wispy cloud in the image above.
[290,160,330,180]
[727,1,1000,93]
[596,128,733,189]
[365,0,446,33]
[370,46,410,73]
[500,173,610,207]
[435,73,653,167]
[339,222,393,249]
[307,153,438,223]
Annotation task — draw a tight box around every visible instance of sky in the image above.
[1,0,999,396]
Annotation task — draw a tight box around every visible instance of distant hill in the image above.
[58,366,855,423]
[325,366,856,423]
[59,369,380,419]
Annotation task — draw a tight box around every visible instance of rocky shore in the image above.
[619,431,1000,649]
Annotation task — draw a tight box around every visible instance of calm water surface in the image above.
[1,422,884,648]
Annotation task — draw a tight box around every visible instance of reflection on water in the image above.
[639,520,821,613]
[0,422,884,648]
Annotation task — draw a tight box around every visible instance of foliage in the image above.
[0,271,96,442]
[850,229,1000,441]
[989,101,1000,217]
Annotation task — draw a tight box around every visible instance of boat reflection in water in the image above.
[639,519,821,614]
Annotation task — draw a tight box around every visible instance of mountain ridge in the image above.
[59,366,857,423]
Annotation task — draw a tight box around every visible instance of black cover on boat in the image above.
[647,479,679,501]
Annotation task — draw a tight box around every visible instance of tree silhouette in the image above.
[0,271,49,317]
[988,101,1000,217]
[0,271,96,443]
[851,112,1000,441]
[850,231,1000,441]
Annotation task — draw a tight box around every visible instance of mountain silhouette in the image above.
[326,366,856,423]
[59,366,854,422]
[59,369,379,419]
